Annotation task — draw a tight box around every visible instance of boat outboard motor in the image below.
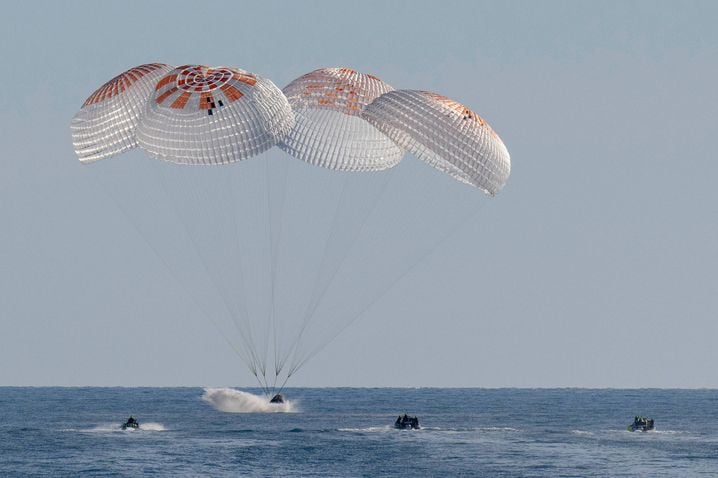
[270,394,285,404]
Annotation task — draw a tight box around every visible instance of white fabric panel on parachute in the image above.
[362,90,511,195]
[279,68,404,171]
[136,65,294,165]
[71,63,174,163]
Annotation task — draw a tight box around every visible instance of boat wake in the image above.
[135,422,166,431]
[338,426,394,433]
[649,429,684,435]
[338,426,519,433]
[65,422,167,433]
[418,426,519,433]
[202,388,296,413]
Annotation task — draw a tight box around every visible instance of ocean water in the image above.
[1,388,716,477]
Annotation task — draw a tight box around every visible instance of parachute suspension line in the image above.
[281,162,438,385]
[274,369,294,398]
[196,169,268,383]
[86,166,256,373]
[255,370,270,398]
[226,166,261,378]
[161,165,265,378]
[288,165,488,376]
[294,196,489,374]
[274,171,351,373]
[213,169,269,389]
[265,157,290,381]
[250,370,269,398]
[302,169,395,321]
[186,166,265,379]
[206,168,271,393]
[148,162,265,380]
[286,164,429,375]
[226,160,270,390]
[266,159,279,383]
[277,168,396,373]
[261,159,273,383]
[271,371,279,397]
[264,159,278,385]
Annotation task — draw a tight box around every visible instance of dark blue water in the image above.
[1,388,716,477]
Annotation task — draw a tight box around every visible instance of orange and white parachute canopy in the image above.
[362,90,511,195]
[71,63,174,163]
[279,67,404,172]
[136,65,294,165]
[71,65,511,190]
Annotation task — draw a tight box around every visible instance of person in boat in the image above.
[122,416,139,430]
[395,414,419,429]
[628,415,654,431]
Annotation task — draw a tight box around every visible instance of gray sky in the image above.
[1,1,717,388]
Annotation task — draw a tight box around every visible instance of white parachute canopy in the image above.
[137,65,294,165]
[279,67,404,171]
[362,90,511,195]
[71,63,174,162]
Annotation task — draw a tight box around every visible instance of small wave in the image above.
[617,428,691,437]
[342,427,393,433]
[570,429,594,436]
[421,426,519,433]
[202,388,296,413]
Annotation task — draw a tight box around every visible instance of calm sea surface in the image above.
[0,388,716,477]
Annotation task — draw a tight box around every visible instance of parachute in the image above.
[362,90,511,195]
[72,64,511,396]
[72,63,173,162]
[136,65,294,165]
[279,67,403,171]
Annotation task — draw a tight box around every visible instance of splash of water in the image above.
[138,422,166,431]
[68,422,167,433]
[202,388,296,413]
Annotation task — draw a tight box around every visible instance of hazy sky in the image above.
[1,1,717,388]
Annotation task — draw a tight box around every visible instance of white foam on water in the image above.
[646,429,697,439]
[619,428,690,438]
[422,427,519,433]
[338,426,393,433]
[138,422,166,431]
[339,425,523,434]
[62,423,117,433]
[202,388,296,413]
[66,422,166,433]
